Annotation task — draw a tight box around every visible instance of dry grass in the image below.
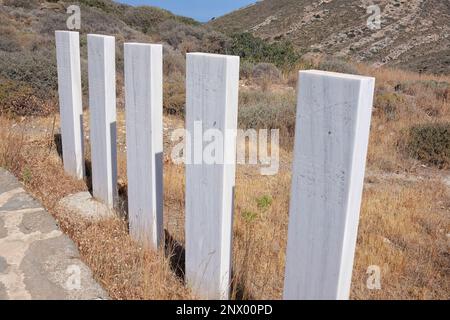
[55,212,191,300]
[353,180,449,299]
[0,116,192,300]
[0,64,449,300]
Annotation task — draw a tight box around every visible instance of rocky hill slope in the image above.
[0,0,228,115]
[209,0,450,74]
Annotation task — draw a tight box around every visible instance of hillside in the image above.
[209,0,450,74]
[0,0,229,115]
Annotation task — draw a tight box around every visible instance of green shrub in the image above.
[229,33,300,69]
[256,195,272,211]
[241,211,258,223]
[22,166,32,184]
[404,123,450,168]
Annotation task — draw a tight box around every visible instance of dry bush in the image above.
[361,65,450,172]
[284,60,315,88]
[240,60,254,80]
[396,80,449,101]
[401,123,450,169]
[0,117,85,206]
[78,5,126,35]
[4,0,39,9]
[158,20,229,54]
[318,57,359,75]
[0,25,21,52]
[161,49,187,117]
[123,6,174,34]
[0,81,56,117]
[413,92,443,119]
[38,11,67,35]
[164,48,185,77]
[158,20,205,51]
[0,49,58,99]
[200,30,230,54]
[252,63,282,91]
[164,74,185,116]
[0,118,27,174]
[238,90,296,145]
[357,64,450,89]
[252,63,281,81]
[374,92,403,121]
[394,80,448,118]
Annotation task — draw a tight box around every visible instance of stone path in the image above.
[0,167,108,300]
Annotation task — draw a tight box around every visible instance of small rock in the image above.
[57,192,115,221]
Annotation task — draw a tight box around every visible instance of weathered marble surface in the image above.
[55,31,85,180]
[87,34,118,207]
[284,70,375,300]
[124,43,164,249]
[185,53,240,300]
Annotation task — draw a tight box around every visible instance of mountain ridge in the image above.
[208,0,450,74]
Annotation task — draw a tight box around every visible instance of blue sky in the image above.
[116,0,258,22]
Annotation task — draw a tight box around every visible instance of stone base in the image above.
[57,192,115,221]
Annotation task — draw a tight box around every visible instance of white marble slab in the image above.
[87,34,117,207]
[185,53,240,300]
[124,43,163,249]
[283,70,375,300]
[55,31,85,180]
